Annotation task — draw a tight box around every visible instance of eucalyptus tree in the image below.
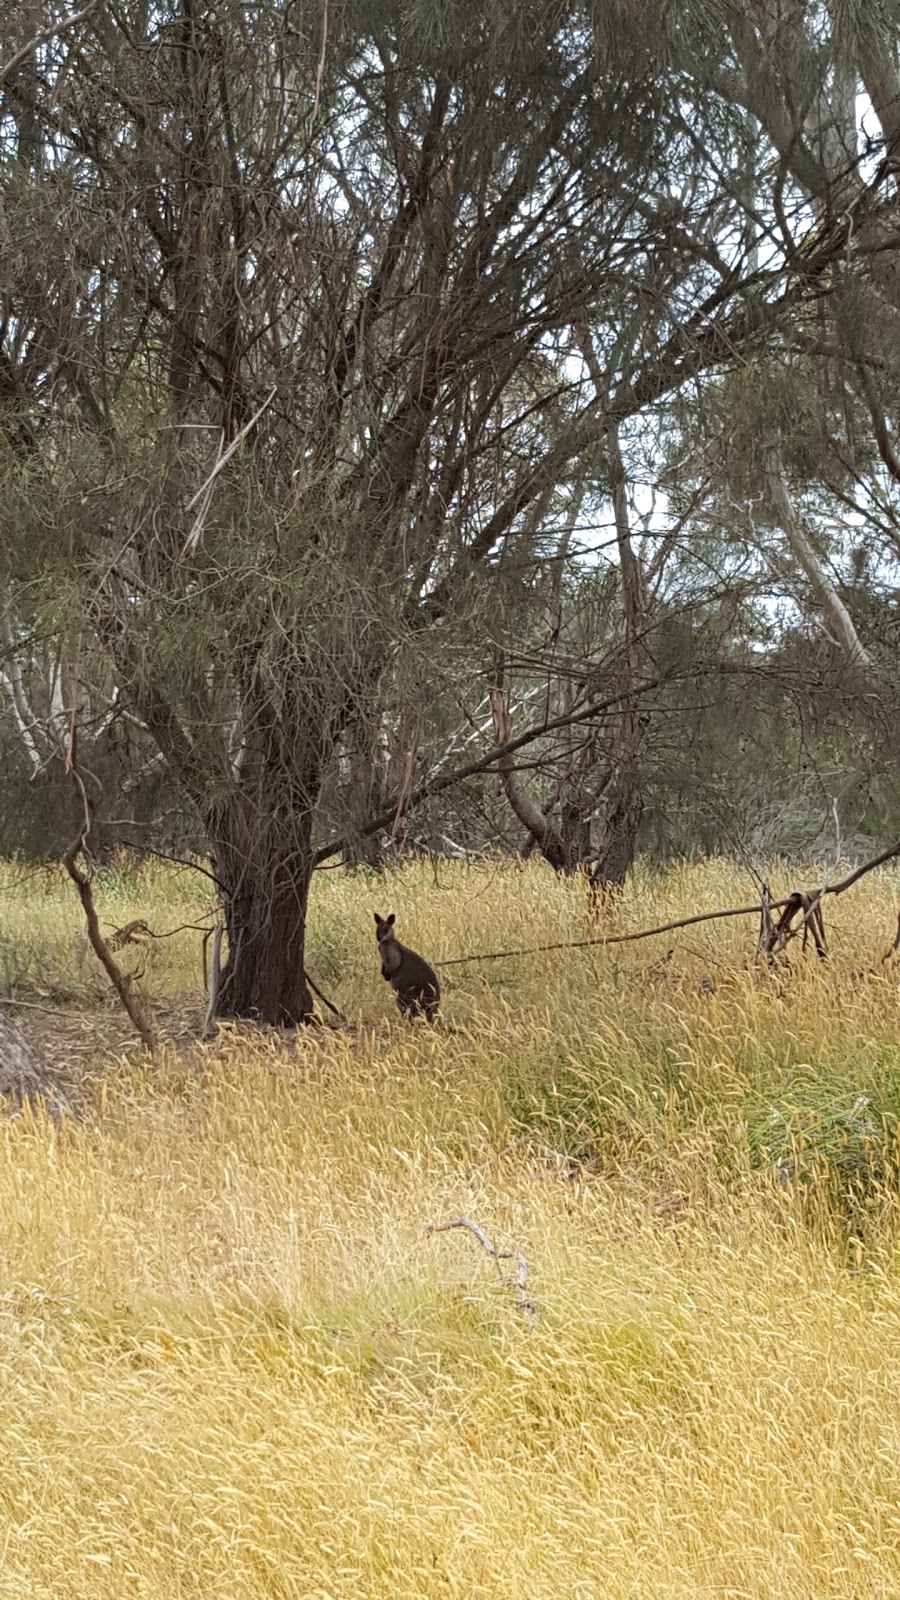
[1,0,898,1019]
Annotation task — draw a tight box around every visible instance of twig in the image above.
[311,0,328,123]
[304,968,346,1022]
[426,1216,536,1317]
[823,841,900,895]
[105,918,215,942]
[180,388,276,558]
[0,998,82,1018]
[109,839,224,889]
[0,0,98,87]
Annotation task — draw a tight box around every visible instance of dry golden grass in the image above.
[1,855,899,1598]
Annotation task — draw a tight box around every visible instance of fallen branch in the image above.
[426,1215,536,1317]
[0,997,83,1018]
[104,918,151,951]
[436,900,778,967]
[434,840,900,969]
[825,841,900,894]
[758,887,827,964]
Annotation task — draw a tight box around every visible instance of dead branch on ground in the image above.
[758,886,827,964]
[435,840,900,971]
[426,1215,536,1317]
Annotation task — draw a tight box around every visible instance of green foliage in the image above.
[0,0,898,906]
[745,1063,900,1227]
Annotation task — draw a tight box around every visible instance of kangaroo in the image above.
[374,912,440,1023]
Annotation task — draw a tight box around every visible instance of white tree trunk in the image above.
[764,448,872,670]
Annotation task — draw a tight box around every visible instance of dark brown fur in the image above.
[374,912,440,1023]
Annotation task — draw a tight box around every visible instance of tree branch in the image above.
[426,1216,535,1316]
[62,758,155,1053]
[0,0,99,88]
[764,446,872,669]
[489,667,567,870]
[433,840,900,967]
[314,675,667,865]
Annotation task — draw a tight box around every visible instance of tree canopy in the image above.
[1,0,898,1016]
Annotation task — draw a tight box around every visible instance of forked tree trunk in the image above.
[212,786,317,1026]
[490,672,568,872]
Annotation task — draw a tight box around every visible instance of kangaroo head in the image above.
[374,912,397,946]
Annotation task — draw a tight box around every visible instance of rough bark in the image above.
[212,786,317,1026]
[589,762,644,892]
[555,666,594,871]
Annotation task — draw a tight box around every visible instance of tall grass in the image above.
[0,855,899,1597]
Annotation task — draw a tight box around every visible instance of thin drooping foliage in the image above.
[1,1,898,1015]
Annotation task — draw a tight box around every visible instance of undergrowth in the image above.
[0,854,899,1597]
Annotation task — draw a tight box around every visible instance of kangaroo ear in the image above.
[374,912,382,926]
[387,913,396,927]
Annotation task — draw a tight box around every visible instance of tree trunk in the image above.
[573,333,650,892]
[589,751,644,893]
[212,777,318,1026]
[554,663,594,871]
[764,446,872,670]
[490,670,568,872]
[587,415,648,893]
